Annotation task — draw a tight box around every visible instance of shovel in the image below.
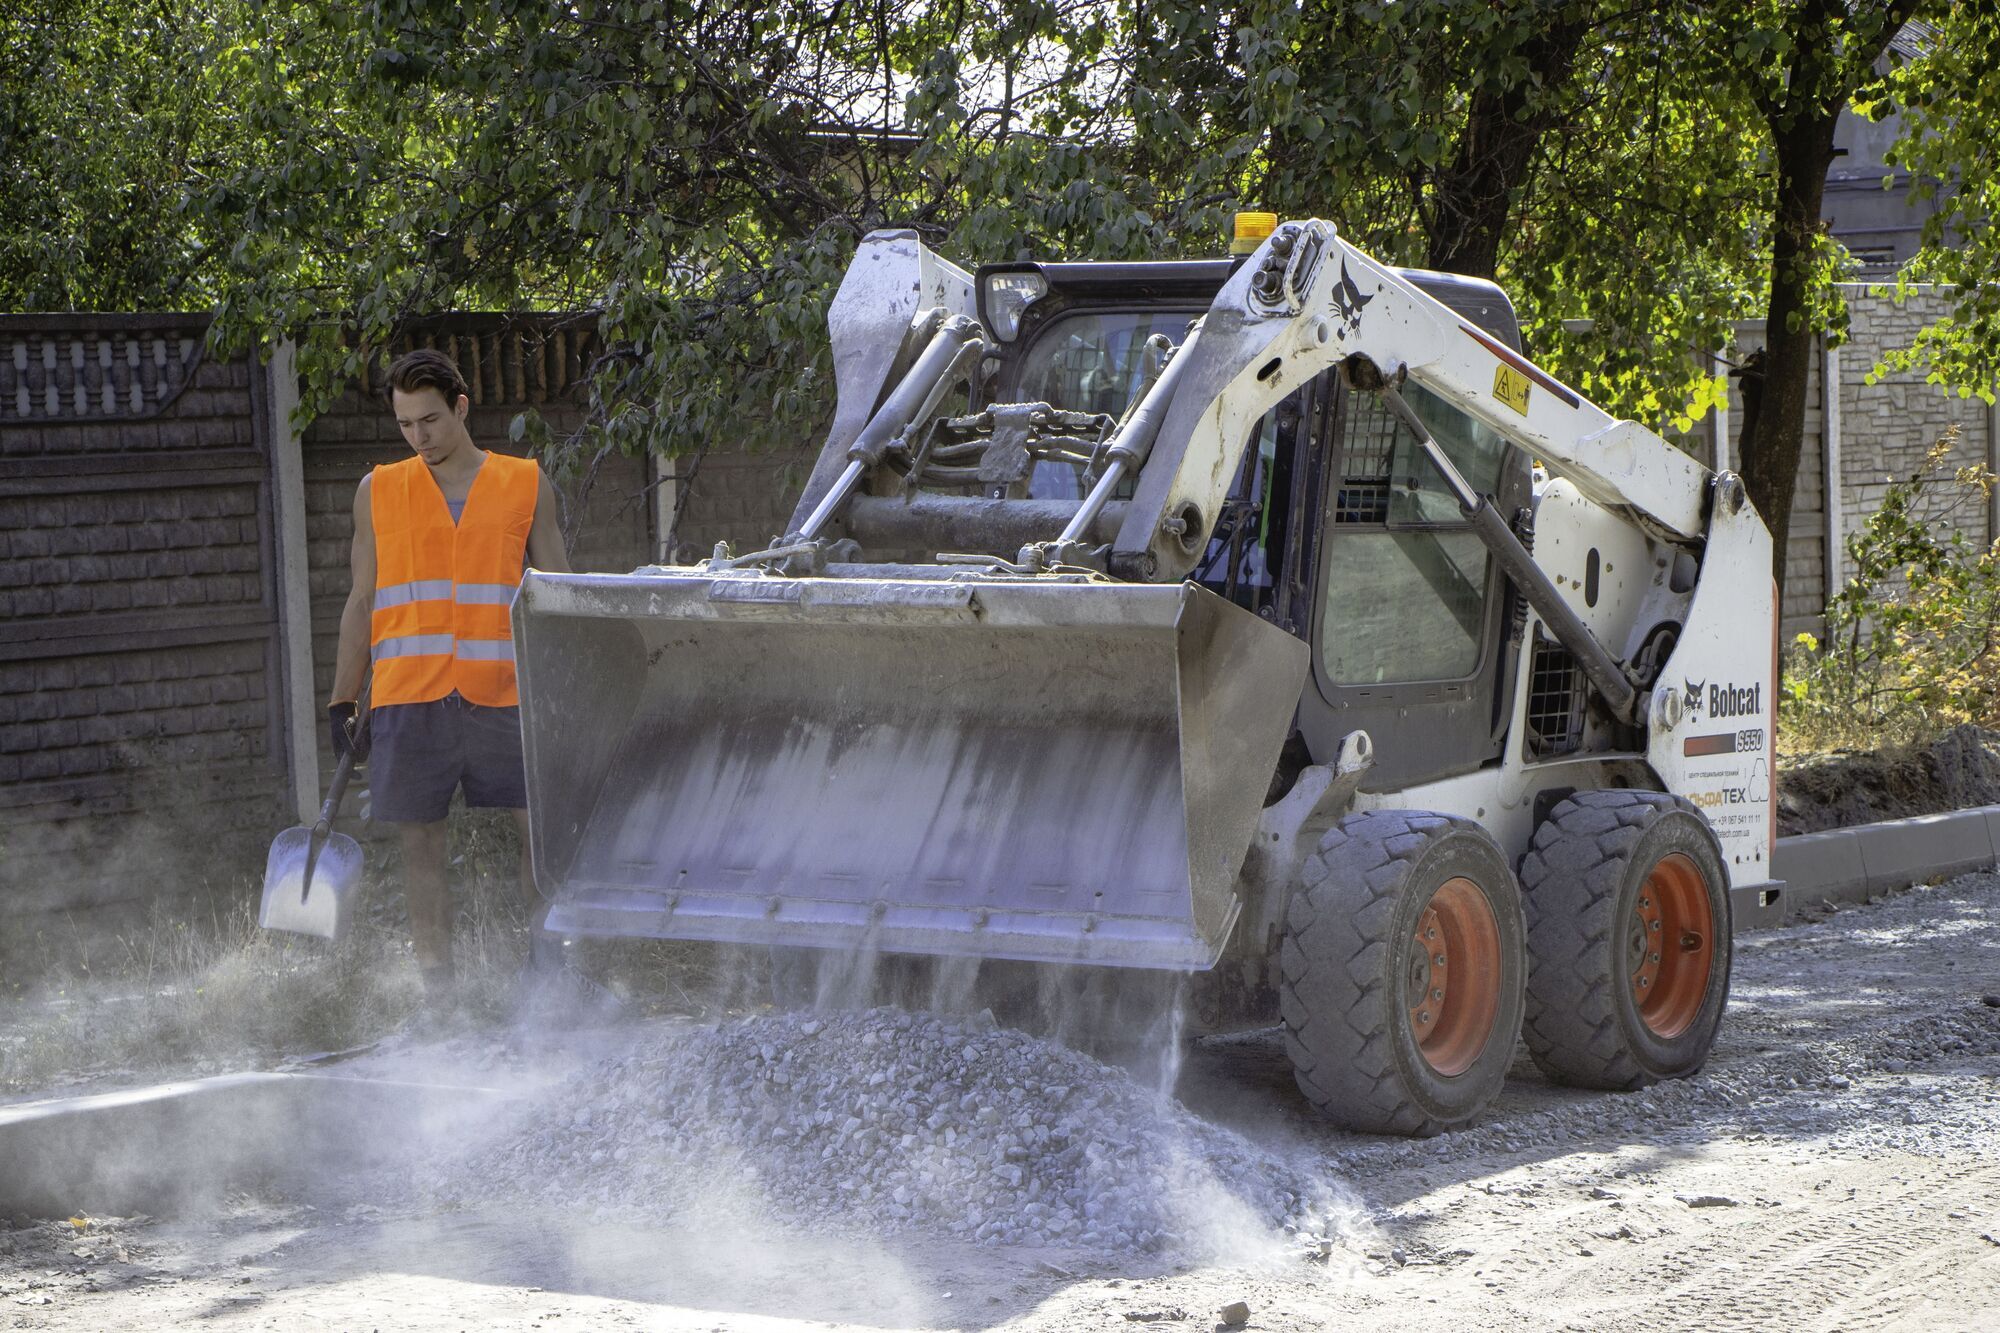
[260,687,370,940]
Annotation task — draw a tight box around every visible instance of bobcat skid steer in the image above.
[513,217,1779,1135]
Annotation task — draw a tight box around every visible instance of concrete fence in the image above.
[1,313,806,916]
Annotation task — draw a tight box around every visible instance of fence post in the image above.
[651,452,677,564]
[266,341,319,824]
[1712,350,1732,473]
[1988,397,1998,552]
[1822,336,1843,609]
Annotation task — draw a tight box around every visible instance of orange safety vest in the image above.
[369,452,538,707]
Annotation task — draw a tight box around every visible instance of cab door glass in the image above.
[1385,389,1507,523]
[1320,386,1507,686]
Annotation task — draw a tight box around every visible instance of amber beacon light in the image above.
[1231,211,1278,255]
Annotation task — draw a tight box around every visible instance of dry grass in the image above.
[0,808,536,1094]
[1,900,416,1094]
[0,806,752,1095]
[1777,705,1942,764]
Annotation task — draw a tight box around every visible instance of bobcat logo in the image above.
[1682,678,1706,720]
[1331,259,1375,337]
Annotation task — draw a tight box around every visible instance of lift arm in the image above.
[1110,221,1713,583]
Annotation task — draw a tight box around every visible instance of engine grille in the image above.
[1525,634,1585,758]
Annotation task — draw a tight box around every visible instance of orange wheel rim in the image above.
[1629,852,1714,1038]
[1407,876,1501,1077]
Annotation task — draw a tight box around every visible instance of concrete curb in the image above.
[0,1071,516,1218]
[1769,803,2000,927]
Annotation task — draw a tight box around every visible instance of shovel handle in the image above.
[314,748,358,835]
[315,676,371,834]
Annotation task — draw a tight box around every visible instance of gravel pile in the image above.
[419,1007,1353,1257]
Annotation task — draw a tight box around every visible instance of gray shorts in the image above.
[367,694,528,823]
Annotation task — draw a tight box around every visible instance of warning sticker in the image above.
[1493,363,1532,415]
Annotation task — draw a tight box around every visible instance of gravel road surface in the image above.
[4,871,1997,1331]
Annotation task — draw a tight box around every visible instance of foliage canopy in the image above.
[2,1,1991,490]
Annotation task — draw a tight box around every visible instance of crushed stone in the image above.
[413,1006,1356,1257]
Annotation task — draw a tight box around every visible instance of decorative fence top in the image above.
[0,315,208,423]
[364,316,597,407]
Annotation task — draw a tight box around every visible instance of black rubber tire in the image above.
[1280,810,1527,1136]
[1519,790,1732,1090]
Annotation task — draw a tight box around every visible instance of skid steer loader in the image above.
[514,217,1779,1135]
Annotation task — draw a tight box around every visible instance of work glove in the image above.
[328,701,370,762]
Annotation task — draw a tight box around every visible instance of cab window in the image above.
[1013,310,1194,500]
[1319,385,1508,685]
[1014,309,1191,416]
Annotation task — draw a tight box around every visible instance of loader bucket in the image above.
[513,570,1308,971]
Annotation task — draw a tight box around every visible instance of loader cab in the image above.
[978,259,1233,502]
[979,261,1533,791]
[1299,372,1533,789]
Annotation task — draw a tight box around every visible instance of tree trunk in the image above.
[1735,0,1923,608]
[1736,107,1839,611]
[1425,15,1590,280]
[1424,86,1544,279]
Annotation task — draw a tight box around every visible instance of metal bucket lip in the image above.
[519,567,1199,628]
[545,883,1235,972]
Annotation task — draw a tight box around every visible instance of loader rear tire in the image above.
[1519,790,1731,1090]
[1281,811,1525,1136]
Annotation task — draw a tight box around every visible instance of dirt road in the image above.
[5,873,1998,1331]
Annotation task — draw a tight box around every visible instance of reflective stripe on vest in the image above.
[374,579,454,610]
[453,582,519,606]
[374,633,457,660]
[368,452,538,707]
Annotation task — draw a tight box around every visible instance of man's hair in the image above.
[385,349,470,407]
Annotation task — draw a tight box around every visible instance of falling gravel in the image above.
[416,1007,1358,1259]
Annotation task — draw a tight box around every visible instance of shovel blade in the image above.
[259,826,364,940]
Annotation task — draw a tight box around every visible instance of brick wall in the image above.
[1832,288,1992,592]
[666,444,814,560]
[1721,285,1997,641]
[0,315,287,913]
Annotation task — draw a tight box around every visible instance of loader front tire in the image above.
[1518,790,1731,1090]
[1281,811,1526,1136]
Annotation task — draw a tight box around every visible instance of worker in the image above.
[326,349,571,997]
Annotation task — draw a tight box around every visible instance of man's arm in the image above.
[526,467,572,573]
[331,474,375,706]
